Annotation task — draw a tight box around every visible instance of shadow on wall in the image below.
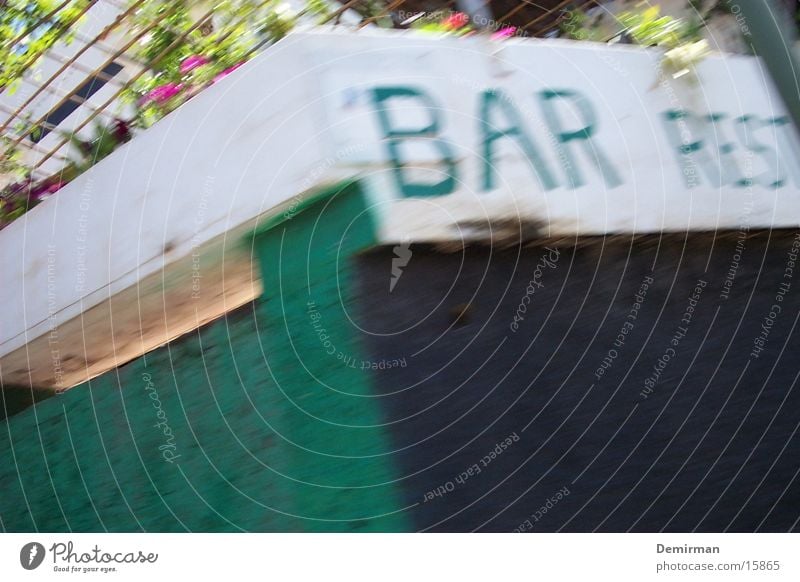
[1,386,55,422]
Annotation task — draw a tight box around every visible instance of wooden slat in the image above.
[5,2,189,153]
[0,0,147,133]
[1,0,99,94]
[29,6,220,171]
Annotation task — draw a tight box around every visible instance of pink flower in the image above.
[141,83,184,105]
[180,55,210,74]
[212,62,245,84]
[46,182,64,194]
[492,26,516,40]
[30,181,64,201]
[443,12,469,30]
[29,180,54,201]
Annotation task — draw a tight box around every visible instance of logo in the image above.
[390,236,412,293]
[20,542,45,570]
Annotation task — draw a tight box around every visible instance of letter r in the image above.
[539,89,622,189]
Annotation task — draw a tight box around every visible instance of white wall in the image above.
[312,30,800,242]
[1,28,798,388]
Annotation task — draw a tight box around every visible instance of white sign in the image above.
[309,32,800,241]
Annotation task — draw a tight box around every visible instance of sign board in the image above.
[308,32,800,241]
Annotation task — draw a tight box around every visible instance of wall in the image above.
[354,231,800,531]
[2,26,800,531]
[0,183,407,532]
[2,225,799,531]
[1,301,296,532]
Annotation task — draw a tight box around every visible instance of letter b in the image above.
[372,86,457,198]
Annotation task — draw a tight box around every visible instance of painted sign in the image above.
[311,33,800,240]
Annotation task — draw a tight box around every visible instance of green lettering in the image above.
[661,109,717,188]
[735,115,783,188]
[768,116,800,187]
[371,86,457,198]
[704,113,746,187]
[539,89,621,189]
[479,89,557,191]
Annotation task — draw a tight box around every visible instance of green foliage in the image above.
[305,0,332,23]
[558,8,603,41]
[0,139,34,228]
[616,6,699,49]
[616,5,709,79]
[0,0,90,92]
[62,118,132,172]
[411,12,474,36]
[0,137,25,179]
[353,0,395,27]
[123,0,299,128]
[1,0,313,229]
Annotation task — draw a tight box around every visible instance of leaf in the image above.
[642,7,661,22]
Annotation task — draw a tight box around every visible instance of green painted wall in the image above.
[252,181,407,531]
[0,181,408,532]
